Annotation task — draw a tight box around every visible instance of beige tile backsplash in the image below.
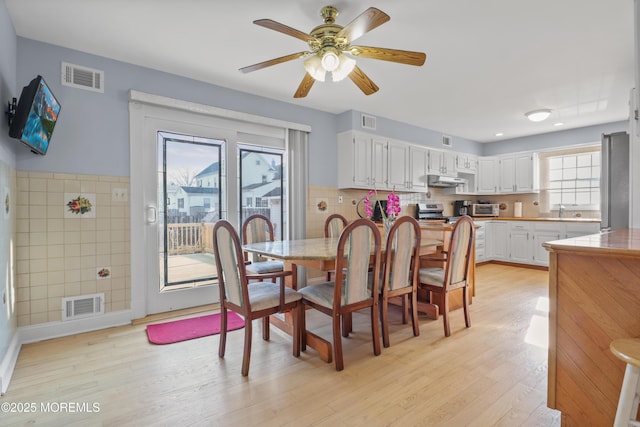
[16,171,130,326]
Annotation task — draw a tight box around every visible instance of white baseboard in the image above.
[0,332,21,395]
[0,310,133,395]
[19,310,133,344]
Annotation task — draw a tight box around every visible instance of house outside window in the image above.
[178,198,184,209]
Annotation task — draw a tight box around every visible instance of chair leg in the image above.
[463,286,471,328]
[371,303,381,356]
[333,313,344,371]
[442,292,451,337]
[300,304,307,352]
[402,294,409,325]
[342,313,353,337]
[381,296,390,348]
[262,316,270,341]
[219,308,227,358]
[411,290,420,337]
[241,318,253,376]
[292,305,301,357]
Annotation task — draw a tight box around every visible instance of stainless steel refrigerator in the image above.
[600,131,630,231]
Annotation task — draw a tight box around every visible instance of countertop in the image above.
[543,228,640,258]
[471,217,600,223]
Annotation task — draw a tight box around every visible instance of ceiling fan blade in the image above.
[239,52,309,73]
[348,66,379,96]
[348,46,426,66]
[253,19,316,43]
[335,7,390,43]
[294,73,315,98]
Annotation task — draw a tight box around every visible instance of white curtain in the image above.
[287,129,309,287]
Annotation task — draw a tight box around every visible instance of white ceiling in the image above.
[5,0,636,142]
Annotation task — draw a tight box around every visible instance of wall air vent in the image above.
[61,62,104,93]
[361,114,377,130]
[442,135,453,147]
[61,293,104,321]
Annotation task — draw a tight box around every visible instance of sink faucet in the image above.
[559,205,565,218]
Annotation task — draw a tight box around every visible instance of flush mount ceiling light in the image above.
[239,6,426,98]
[525,109,552,122]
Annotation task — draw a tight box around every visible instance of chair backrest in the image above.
[213,220,249,311]
[333,218,381,308]
[242,214,275,263]
[383,216,421,292]
[444,215,475,290]
[324,214,348,238]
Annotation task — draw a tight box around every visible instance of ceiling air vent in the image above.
[61,62,104,93]
[442,135,453,147]
[361,114,377,130]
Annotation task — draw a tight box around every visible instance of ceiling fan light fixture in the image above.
[332,55,356,82]
[304,55,326,82]
[321,49,340,72]
[525,109,552,122]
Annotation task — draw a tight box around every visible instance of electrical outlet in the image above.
[112,188,128,202]
[338,196,343,204]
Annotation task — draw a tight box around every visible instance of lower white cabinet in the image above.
[475,221,486,261]
[481,220,600,267]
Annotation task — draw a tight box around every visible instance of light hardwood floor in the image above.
[2,264,561,426]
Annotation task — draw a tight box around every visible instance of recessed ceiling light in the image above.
[553,122,564,126]
[525,109,552,122]
[495,132,504,137]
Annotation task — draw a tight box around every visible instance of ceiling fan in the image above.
[239,6,427,98]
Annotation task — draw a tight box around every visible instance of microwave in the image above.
[471,203,499,217]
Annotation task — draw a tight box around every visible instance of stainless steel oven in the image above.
[471,203,499,217]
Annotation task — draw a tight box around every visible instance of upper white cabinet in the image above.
[337,131,429,192]
[498,153,539,193]
[477,157,498,194]
[428,149,457,177]
[408,145,429,191]
[456,153,478,174]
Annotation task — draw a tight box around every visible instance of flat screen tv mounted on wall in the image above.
[8,75,61,155]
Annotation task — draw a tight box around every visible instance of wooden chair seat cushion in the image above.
[298,282,336,308]
[247,282,301,311]
[418,267,445,288]
[245,260,284,274]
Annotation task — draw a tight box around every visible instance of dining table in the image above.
[242,235,444,363]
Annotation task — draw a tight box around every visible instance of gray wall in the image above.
[483,121,629,155]
[15,38,341,185]
[0,0,17,378]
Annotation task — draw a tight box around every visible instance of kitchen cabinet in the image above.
[531,223,563,266]
[456,153,478,174]
[498,153,539,193]
[474,221,487,262]
[564,222,600,238]
[428,149,457,177]
[408,144,429,191]
[337,132,372,188]
[386,140,408,190]
[371,137,388,188]
[509,222,531,264]
[481,220,600,267]
[477,157,498,194]
[487,221,509,260]
[387,141,428,191]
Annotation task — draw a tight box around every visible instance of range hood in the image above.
[427,175,467,187]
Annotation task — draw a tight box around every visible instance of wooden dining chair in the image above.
[298,218,382,371]
[418,215,475,337]
[323,213,348,281]
[380,215,421,347]
[212,220,302,376]
[242,214,284,277]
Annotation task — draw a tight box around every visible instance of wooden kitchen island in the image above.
[544,229,640,426]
